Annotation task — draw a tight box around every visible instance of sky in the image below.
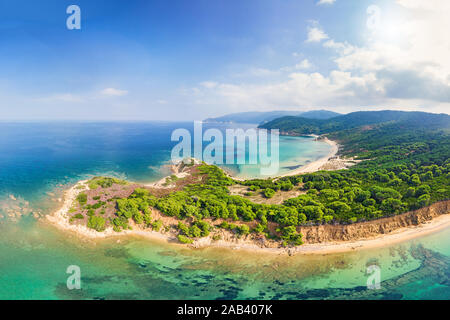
[0,0,449,120]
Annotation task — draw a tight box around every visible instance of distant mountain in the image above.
[204,111,303,124]
[259,110,450,135]
[204,109,341,124]
[299,110,342,120]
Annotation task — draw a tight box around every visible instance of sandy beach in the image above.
[46,180,119,239]
[280,137,339,177]
[221,135,342,181]
[187,211,450,255]
[294,213,450,254]
[46,180,179,241]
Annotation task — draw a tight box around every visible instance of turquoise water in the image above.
[0,122,449,300]
[225,135,331,179]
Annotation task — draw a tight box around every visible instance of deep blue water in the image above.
[0,122,178,200]
[0,121,330,199]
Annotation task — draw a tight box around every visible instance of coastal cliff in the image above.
[298,200,450,244]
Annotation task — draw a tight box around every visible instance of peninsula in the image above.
[49,110,450,254]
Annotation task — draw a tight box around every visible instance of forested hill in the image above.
[259,110,450,135]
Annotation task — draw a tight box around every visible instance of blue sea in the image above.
[0,122,449,300]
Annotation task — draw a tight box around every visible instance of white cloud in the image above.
[35,88,130,105]
[306,27,328,43]
[317,0,336,5]
[200,81,219,89]
[295,59,312,70]
[101,87,128,96]
[189,0,450,114]
[35,93,85,103]
[233,68,282,78]
[324,1,450,102]
[195,71,383,110]
[248,68,281,77]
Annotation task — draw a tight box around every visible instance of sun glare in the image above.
[369,5,411,45]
